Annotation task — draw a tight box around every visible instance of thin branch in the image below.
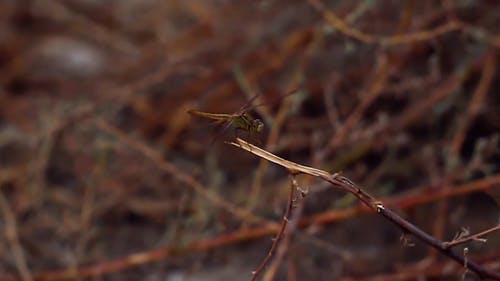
[390,73,463,132]
[249,175,296,281]
[450,50,497,156]
[262,180,305,281]
[307,0,462,46]
[0,191,33,281]
[308,0,500,48]
[324,53,390,155]
[230,138,500,280]
[228,139,331,178]
[323,1,413,155]
[444,225,500,249]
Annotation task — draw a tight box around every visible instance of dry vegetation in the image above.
[0,0,499,280]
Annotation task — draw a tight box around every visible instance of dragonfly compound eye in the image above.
[254,119,264,132]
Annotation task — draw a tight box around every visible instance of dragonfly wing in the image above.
[209,117,235,145]
[233,86,302,126]
[236,93,261,115]
[246,86,302,109]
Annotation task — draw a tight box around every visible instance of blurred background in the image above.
[0,0,499,280]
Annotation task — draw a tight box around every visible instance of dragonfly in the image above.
[187,94,265,143]
[188,87,301,144]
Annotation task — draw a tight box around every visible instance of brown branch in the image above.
[249,175,296,281]
[262,185,304,281]
[230,138,500,280]
[301,174,500,226]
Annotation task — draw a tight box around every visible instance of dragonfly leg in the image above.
[234,127,251,142]
[237,128,262,146]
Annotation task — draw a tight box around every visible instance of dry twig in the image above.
[249,175,297,281]
[444,225,500,249]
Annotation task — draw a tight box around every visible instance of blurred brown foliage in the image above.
[0,0,499,280]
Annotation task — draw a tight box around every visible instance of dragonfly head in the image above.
[253,119,264,132]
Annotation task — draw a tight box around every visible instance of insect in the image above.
[187,94,264,143]
[188,86,302,144]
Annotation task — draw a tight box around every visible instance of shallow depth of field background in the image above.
[0,1,499,280]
